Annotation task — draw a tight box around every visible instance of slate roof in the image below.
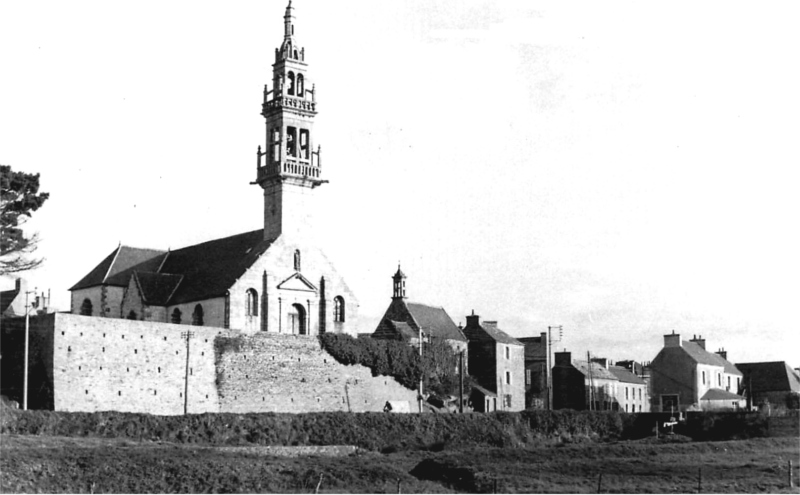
[464,320,522,346]
[388,320,418,341]
[71,229,273,306]
[700,388,744,401]
[134,272,184,306]
[406,302,466,342]
[736,362,800,394]
[680,341,742,376]
[518,336,547,361]
[609,365,646,385]
[0,287,19,314]
[572,361,618,381]
[70,245,166,290]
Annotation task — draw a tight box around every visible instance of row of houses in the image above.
[360,268,799,413]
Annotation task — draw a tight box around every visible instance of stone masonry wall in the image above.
[27,314,415,415]
[216,333,418,413]
[52,313,222,415]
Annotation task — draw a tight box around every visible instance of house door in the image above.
[289,303,307,335]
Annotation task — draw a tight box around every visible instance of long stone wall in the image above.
[215,333,418,413]
[52,314,222,415]
[7,314,416,415]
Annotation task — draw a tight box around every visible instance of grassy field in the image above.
[2,434,798,493]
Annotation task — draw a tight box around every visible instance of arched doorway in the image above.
[289,303,307,335]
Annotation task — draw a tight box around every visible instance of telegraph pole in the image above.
[547,325,562,411]
[181,330,194,415]
[23,288,38,411]
[459,350,464,413]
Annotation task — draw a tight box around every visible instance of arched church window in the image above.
[293,49,298,59]
[192,304,204,326]
[171,308,182,324]
[297,74,304,97]
[287,72,295,96]
[334,296,345,323]
[80,298,93,316]
[127,310,137,320]
[246,289,259,316]
[294,249,301,271]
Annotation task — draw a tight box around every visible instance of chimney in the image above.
[465,310,480,328]
[483,321,498,329]
[664,330,681,348]
[555,351,572,366]
[690,335,706,350]
[716,348,727,360]
[591,357,610,369]
[15,278,21,291]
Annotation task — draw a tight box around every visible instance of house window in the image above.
[246,289,259,317]
[718,373,721,386]
[625,387,629,400]
[727,376,730,390]
[639,388,642,400]
[505,346,510,360]
[192,304,204,326]
[526,369,531,386]
[625,404,629,412]
[702,371,706,385]
[333,296,345,323]
[504,394,512,408]
[80,298,93,316]
[505,371,511,385]
[171,308,182,324]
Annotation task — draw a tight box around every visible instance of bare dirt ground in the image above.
[1,434,798,493]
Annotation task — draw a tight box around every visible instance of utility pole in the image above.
[181,330,194,415]
[587,350,594,411]
[547,325,562,411]
[23,288,38,411]
[418,327,423,413]
[459,350,464,413]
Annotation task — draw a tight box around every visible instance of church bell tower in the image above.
[254,1,325,241]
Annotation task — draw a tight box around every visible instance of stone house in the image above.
[552,352,617,410]
[608,364,649,412]
[69,2,358,338]
[371,266,467,356]
[736,361,800,410]
[461,312,525,412]
[517,332,548,409]
[552,353,649,412]
[649,332,744,412]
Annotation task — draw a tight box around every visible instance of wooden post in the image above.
[597,473,603,493]
[314,473,323,494]
[789,460,794,488]
[697,467,702,493]
[396,478,401,494]
[459,350,464,414]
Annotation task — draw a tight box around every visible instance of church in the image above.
[69,2,359,337]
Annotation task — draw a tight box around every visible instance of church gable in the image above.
[276,272,317,292]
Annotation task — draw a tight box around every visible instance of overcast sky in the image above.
[2,1,798,366]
